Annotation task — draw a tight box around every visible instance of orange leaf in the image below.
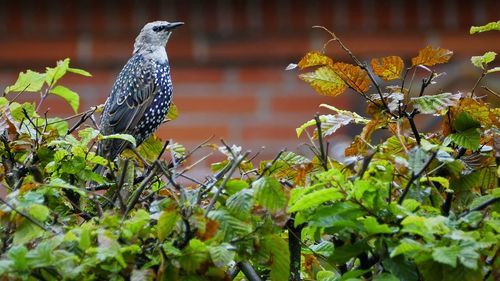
[297,51,333,69]
[411,45,453,67]
[332,62,371,93]
[345,119,385,156]
[371,56,404,80]
[299,66,347,96]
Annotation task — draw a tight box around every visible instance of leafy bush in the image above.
[0,21,499,281]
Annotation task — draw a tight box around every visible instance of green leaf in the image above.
[262,235,290,281]
[67,67,92,77]
[178,239,209,273]
[447,128,480,151]
[382,256,419,281]
[453,112,481,132]
[45,58,69,86]
[362,216,396,235]
[408,148,430,174]
[432,246,459,267]
[373,273,399,281]
[137,134,164,162]
[411,92,460,114]
[471,52,496,69]
[157,209,179,241]
[391,239,426,257]
[253,176,286,212]
[288,188,343,213]
[457,241,480,270]
[5,70,46,94]
[7,245,29,272]
[100,133,137,147]
[470,20,500,34]
[13,218,45,245]
[208,243,235,268]
[49,85,80,113]
[299,65,347,97]
[329,239,369,264]
[78,127,100,146]
[225,179,250,195]
[226,189,254,217]
[207,210,253,240]
[486,66,500,74]
[27,204,50,222]
[122,209,150,239]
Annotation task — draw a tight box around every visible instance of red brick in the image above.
[208,36,309,62]
[242,125,298,141]
[171,68,224,84]
[238,67,283,84]
[0,40,77,63]
[174,96,256,113]
[272,96,353,113]
[157,125,230,141]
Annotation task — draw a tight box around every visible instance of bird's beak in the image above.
[166,22,184,31]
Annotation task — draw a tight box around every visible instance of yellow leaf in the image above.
[299,66,347,97]
[411,46,453,67]
[166,103,179,122]
[371,56,404,80]
[331,62,371,93]
[451,98,494,128]
[297,51,333,69]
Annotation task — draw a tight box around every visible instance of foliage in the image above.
[0,20,499,281]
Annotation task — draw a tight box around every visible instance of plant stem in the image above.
[398,151,437,205]
[314,115,328,171]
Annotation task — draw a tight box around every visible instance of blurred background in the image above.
[0,0,499,167]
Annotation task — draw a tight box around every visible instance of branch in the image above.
[459,197,499,218]
[122,167,157,220]
[405,110,421,145]
[204,151,250,217]
[0,197,53,233]
[471,71,487,97]
[314,115,328,171]
[287,216,305,281]
[398,151,437,205]
[237,261,262,281]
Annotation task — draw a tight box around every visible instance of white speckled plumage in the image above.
[98,21,183,161]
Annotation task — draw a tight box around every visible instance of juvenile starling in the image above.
[97,21,183,162]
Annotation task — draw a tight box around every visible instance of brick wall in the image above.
[1,0,499,170]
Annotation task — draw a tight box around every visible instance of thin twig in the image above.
[398,151,437,205]
[314,115,328,171]
[204,152,250,217]
[0,197,53,233]
[471,71,487,97]
[257,149,285,179]
[481,86,500,99]
[459,197,499,218]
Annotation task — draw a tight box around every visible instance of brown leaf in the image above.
[371,56,404,80]
[297,51,333,69]
[411,45,453,67]
[332,62,371,93]
[198,218,220,241]
[345,119,385,156]
[299,66,347,96]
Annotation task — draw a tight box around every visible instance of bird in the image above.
[97,21,183,164]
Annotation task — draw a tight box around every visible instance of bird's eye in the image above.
[152,26,164,32]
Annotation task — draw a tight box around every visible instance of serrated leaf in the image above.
[470,20,500,34]
[447,129,480,151]
[5,70,46,94]
[432,246,459,267]
[471,52,496,69]
[262,235,290,281]
[137,134,164,162]
[298,51,333,69]
[411,92,460,115]
[288,188,343,213]
[157,209,179,241]
[226,189,253,216]
[411,46,453,67]
[100,133,136,147]
[371,56,404,80]
[50,85,80,113]
[391,239,426,257]
[332,62,371,93]
[209,244,235,268]
[296,105,369,138]
[207,210,252,239]
[45,58,69,86]
[362,216,396,235]
[253,176,286,213]
[299,66,347,96]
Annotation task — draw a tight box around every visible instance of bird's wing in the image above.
[106,58,158,134]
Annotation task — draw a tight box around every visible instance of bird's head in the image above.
[133,21,184,54]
